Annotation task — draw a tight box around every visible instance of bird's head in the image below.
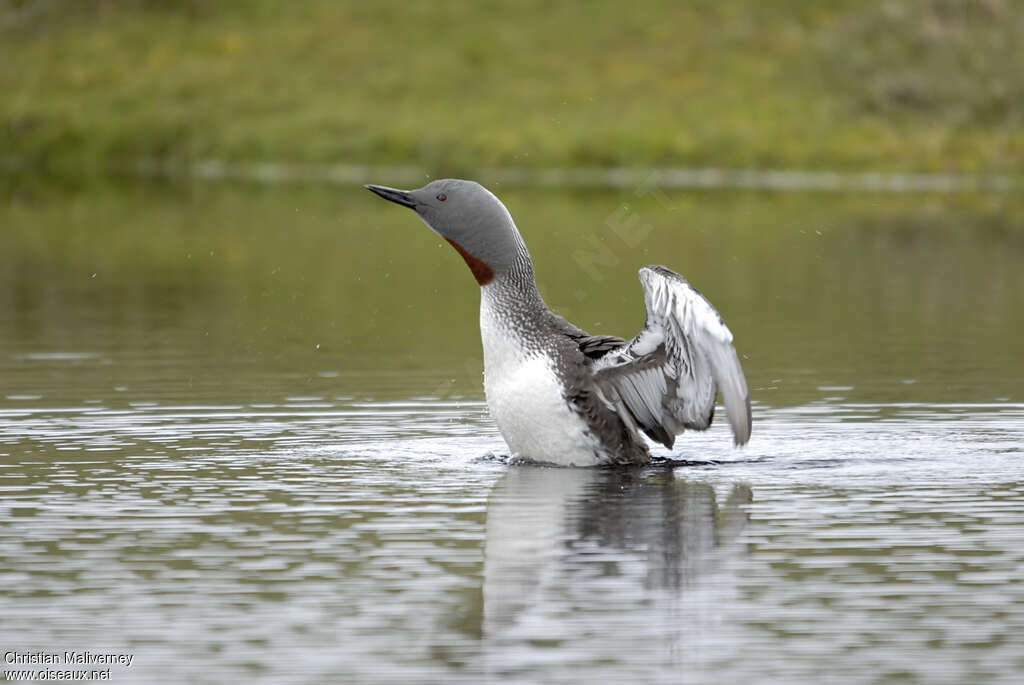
[364,179,522,285]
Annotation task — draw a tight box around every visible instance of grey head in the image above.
[364,179,524,286]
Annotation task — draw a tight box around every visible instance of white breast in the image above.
[479,294,604,467]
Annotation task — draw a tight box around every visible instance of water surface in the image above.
[1,182,1022,683]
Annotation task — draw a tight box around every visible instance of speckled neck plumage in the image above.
[480,241,549,343]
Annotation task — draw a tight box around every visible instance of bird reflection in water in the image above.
[482,466,752,668]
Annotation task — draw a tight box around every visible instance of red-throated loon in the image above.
[365,179,751,466]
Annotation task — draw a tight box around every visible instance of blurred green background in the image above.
[1,0,1022,408]
[2,0,1022,175]
[3,181,1022,407]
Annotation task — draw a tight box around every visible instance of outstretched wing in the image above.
[592,265,751,447]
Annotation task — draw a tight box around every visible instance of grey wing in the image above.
[592,265,752,447]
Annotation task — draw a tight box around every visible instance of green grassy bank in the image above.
[2,0,1022,177]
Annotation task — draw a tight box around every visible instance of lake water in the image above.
[1,180,1023,683]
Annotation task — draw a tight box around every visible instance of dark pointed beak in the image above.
[364,184,417,209]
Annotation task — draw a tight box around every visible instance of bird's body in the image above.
[479,277,647,466]
[480,308,610,466]
[365,179,751,466]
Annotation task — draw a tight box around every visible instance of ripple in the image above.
[13,352,100,362]
[1,399,1023,683]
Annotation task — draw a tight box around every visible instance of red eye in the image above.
[436,193,447,202]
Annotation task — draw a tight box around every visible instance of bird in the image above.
[365,179,751,466]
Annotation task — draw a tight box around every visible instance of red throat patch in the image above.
[445,238,494,286]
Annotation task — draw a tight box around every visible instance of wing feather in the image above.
[593,266,752,447]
